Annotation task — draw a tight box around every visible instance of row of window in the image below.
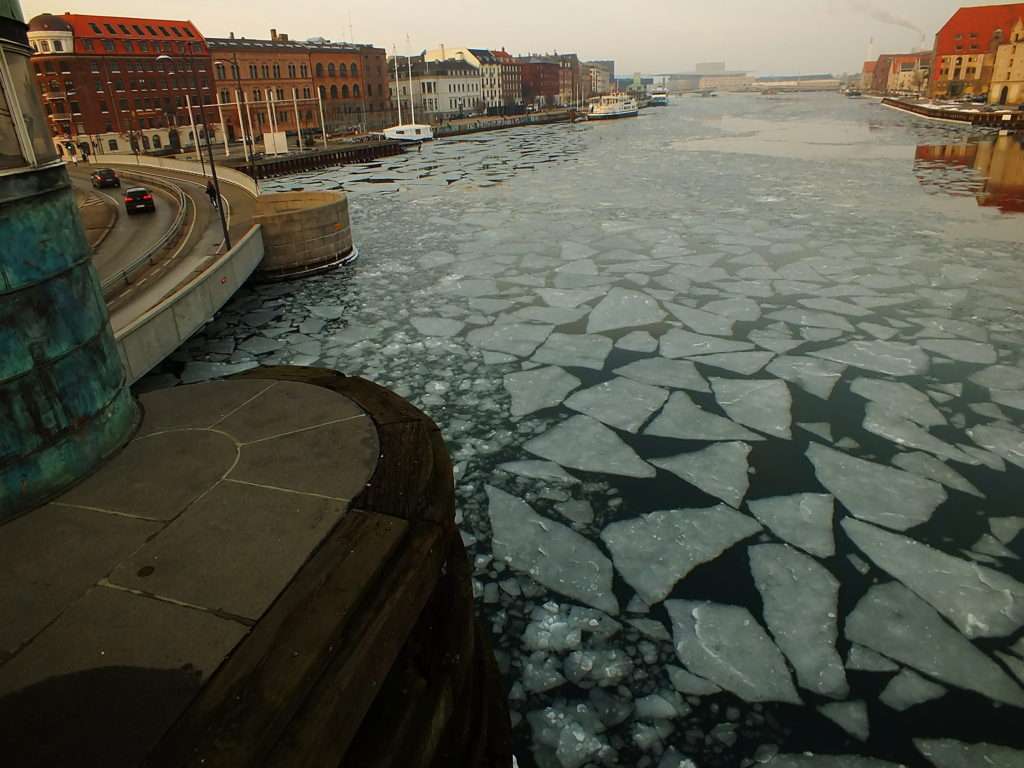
[45,75,207,93]
[87,20,195,39]
[34,58,206,76]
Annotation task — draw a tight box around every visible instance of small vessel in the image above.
[383,40,435,143]
[649,88,669,107]
[589,93,640,120]
[846,89,864,99]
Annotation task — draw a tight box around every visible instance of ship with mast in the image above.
[382,39,434,142]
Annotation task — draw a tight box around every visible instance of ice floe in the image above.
[666,665,722,696]
[532,333,613,371]
[504,366,581,416]
[969,365,1024,391]
[819,701,869,741]
[918,339,997,365]
[849,378,945,427]
[915,738,1024,768]
[659,329,754,358]
[663,302,736,336]
[862,403,975,464]
[525,415,655,478]
[467,322,553,357]
[536,287,607,308]
[613,358,711,393]
[486,486,618,615]
[845,582,1024,707]
[842,518,1024,638]
[410,317,465,337]
[601,505,762,604]
[499,460,581,485]
[711,378,792,439]
[748,494,835,557]
[846,644,898,673]
[690,351,775,375]
[798,422,834,442]
[615,331,659,353]
[768,309,856,333]
[967,423,1024,470]
[891,452,983,498]
[586,287,667,334]
[653,442,752,508]
[645,392,763,442]
[879,668,947,711]
[665,600,801,704]
[766,356,846,400]
[703,296,762,322]
[565,377,669,433]
[811,341,929,377]
[807,444,947,531]
[750,544,849,698]
[990,517,1024,545]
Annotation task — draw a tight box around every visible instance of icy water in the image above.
[151,94,1024,768]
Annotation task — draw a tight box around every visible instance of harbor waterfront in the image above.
[148,94,1024,767]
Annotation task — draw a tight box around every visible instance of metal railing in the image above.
[100,179,189,295]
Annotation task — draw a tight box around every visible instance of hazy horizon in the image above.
[22,0,972,75]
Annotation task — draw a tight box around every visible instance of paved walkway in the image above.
[0,378,378,766]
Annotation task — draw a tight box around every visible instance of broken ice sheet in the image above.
[532,332,613,371]
[711,378,792,439]
[766,356,846,400]
[879,668,947,711]
[811,341,929,377]
[918,338,998,365]
[850,378,946,427]
[768,308,856,332]
[565,377,668,434]
[970,364,1024,391]
[586,287,667,334]
[915,738,1024,768]
[486,486,618,615]
[613,358,711,393]
[667,665,722,695]
[819,701,869,742]
[410,317,465,337]
[703,296,761,322]
[863,403,976,465]
[968,423,1024,470]
[798,422,834,442]
[842,518,1024,639]
[525,415,655,478]
[601,505,761,604]
[991,517,1024,545]
[690,351,775,376]
[663,302,735,336]
[615,331,658,353]
[503,366,581,416]
[846,644,898,673]
[535,287,606,308]
[750,544,849,698]
[645,392,763,442]
[665,600,801,704]
[891,452,983,498]
[659,329,754,359]
[653,442,752,508]
[748,494,835,557]
[467,322,553,357]
[845,581,1024,707]
[807,444,946,531]
[499,460,580,485]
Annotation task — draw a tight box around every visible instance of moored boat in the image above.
[589,93,640,120]
[650,88,669,107]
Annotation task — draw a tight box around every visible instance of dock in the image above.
[882,97,1024,129]
[229,140,406,180]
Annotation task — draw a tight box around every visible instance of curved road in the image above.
[69,169,178,283]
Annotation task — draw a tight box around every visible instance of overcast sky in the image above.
[23,0,969,75]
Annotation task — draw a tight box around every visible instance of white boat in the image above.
[649,88,669,107]
[589,93,640,120]
[383,41,435,143]
[383,124,434,142]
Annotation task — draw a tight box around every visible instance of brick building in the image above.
[517,57,561,107]
[930,3,1024,98]
[492,49,523,110]
[27,12,213,156]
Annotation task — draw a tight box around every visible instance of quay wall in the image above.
[882,98,1024,130]
[435,110,574,138]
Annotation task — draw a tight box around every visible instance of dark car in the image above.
[123,187,156,214]
[90,168,120,188]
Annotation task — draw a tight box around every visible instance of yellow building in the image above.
[989,19,1024,105]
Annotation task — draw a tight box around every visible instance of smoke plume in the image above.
[847,0,923,36]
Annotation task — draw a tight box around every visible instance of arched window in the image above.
[339,62,347,78]
[350,63,358,77]
[366,83,372,97]
[353,84,360,97]
[341,84,349,98]
[328,63,336,76]
[330,85,338,98]
[253,88,261,101]
[318,85,326,98]
[315,63,324,77]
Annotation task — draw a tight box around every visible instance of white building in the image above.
[424,47,505,112]
[389,58,484,122]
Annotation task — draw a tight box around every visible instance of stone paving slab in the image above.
[0,377,380,767]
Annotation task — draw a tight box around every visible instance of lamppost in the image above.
[214,54,257,182]
[157,45,231,250]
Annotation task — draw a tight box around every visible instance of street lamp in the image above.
[157,47,231,251]
[214,55,257,183]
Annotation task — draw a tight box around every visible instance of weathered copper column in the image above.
[0,0,138,519]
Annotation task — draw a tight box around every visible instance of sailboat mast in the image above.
[393,47,403,125]
[406,34,416,125]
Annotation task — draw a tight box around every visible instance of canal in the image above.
[147,93,1024,767]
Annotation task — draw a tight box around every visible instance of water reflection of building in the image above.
[915,135,1024,213]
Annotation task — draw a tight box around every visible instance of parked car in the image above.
[123,187,156,214]
[90,168,120,188]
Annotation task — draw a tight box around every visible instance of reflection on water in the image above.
[915,134,1024,214]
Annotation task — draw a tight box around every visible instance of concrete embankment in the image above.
[435,110,575,138]
[882,98,1024,130]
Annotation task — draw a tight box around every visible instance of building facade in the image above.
[886,53,931,95]
[989,18,1024,105]
[587,62,612,95]
[860,60,877,91]
[518,57,560,107]
[389,58,484,122]
[423,47,505,112]
[27,12,213,156]
[492,49,523,109]
[930,3,1024,98]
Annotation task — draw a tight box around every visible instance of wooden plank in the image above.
[144,510,409,768]
[265,521,449,768]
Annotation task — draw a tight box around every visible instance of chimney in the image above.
[270,28,278,41]
[280,33,288,41]
[229,31,235,39]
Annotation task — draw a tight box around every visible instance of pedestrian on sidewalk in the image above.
[205,179,218,209]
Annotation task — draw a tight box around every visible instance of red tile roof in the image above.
[30,12,206,54]
[934,3,1024,58]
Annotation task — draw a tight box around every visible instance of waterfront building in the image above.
[876,53,931,95]
[665,66,753,93]
[517,56,560,107]
[309,38,392,132]
[492,48,523,110]
[587,62,612,95]
[589,59,615,83]
[389,57,484,122]
[860,60,876,90]
[753,74,842,92]
[555,53,585,106]
[989,18,1024,104]
[424,47,505,112]
[930,3,1024,99]
[27,12,212,156]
